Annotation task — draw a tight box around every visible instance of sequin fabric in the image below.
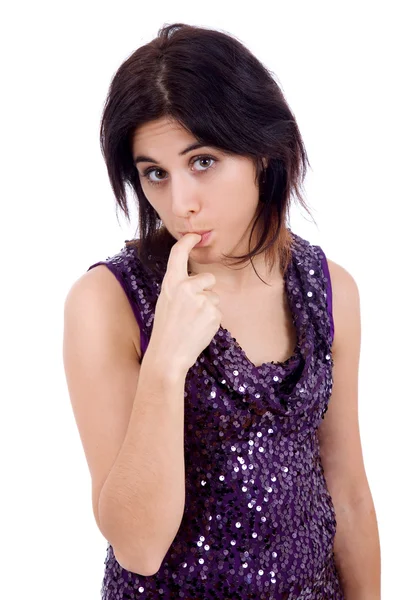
[87,230,344,599]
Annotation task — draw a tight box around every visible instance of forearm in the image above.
[98,346,187,574]
[333,495,381,599]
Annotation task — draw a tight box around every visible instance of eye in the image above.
[141,155,217,187]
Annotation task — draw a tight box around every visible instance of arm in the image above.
[98,351,187,576]
[63,266,187,577]
[317,259,381,599]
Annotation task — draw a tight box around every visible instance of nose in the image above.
[170,174,201,217]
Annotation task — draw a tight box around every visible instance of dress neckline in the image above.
[217,324,300,371]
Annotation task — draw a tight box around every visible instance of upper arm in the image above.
[62,265,142,536]
[317,258,372,506]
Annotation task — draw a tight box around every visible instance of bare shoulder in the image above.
[71,264,142,361]
[326,258,361,354]
[317,260,370,504]
[63,264,143,535]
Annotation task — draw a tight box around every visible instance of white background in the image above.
[1,1,398,598]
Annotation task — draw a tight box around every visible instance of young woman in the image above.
[63,22,380,599]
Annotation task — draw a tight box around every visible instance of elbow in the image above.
[97,493,163,576]
[113,546,161,577]
[97,490,182,577]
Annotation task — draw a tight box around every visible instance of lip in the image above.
[179,230,211,236]
[179,230,213,247]
[193,230,213,247]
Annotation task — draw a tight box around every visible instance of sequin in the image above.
[87,229,343,599]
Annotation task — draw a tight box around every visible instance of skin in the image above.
[131,116,277,294]
[130,116,381,594]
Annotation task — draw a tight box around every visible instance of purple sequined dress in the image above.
[87,230,345,599]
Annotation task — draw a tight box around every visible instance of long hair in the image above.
[99,22,314,281]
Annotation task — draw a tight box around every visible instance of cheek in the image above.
[224,202,259,237]
[225,194,256,221]
[147,198,164,220]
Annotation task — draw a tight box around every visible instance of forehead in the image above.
[132,118,194,152]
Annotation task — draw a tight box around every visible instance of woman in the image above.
[63,22,380,599]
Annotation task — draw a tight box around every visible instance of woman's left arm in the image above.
[317,258,381,600]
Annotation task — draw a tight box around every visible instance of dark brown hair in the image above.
[99,22,314,282]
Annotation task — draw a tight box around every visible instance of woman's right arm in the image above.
[63,266,187,577]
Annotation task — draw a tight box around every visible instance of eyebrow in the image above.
[133,142,210,166]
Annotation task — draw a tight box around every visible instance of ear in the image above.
[261,157,269,169]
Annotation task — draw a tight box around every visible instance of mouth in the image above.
[179,230,212,236]
[178,230,213,247]
[193,230,213,247]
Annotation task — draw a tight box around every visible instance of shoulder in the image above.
[326,258,360,309]
[317,260,369,504]
[326,258,361,355]
[65,265,142,360]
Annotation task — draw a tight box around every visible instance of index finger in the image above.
[166,233,202,284]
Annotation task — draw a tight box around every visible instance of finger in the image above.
[189,272,217,292]
[202,290,220,305]
[166,233,202,285]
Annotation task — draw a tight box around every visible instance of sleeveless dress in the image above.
[87,229,345,599]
